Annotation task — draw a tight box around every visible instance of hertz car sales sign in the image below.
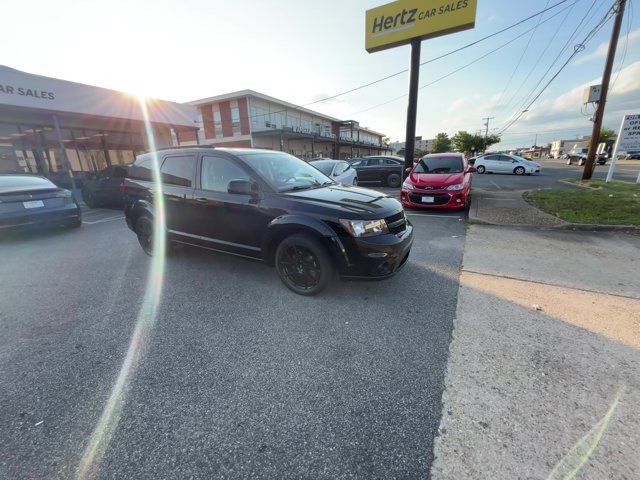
[366,0,477,53]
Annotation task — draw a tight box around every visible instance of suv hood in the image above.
[283,185,402,218]
[408,172,464,186]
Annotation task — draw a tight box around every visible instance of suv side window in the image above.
[367,158,381,166]
[385,158,399,165]
[160,155,196,187]
[201,155,250,192]
[129,157,152,181]
[350,159,363,166]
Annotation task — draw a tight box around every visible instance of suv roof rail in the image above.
[137,145,216,155]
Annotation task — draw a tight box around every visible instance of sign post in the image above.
[606,113,640,182]
[365,0,477,178]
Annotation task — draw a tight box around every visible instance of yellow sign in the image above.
[365,0,478,53]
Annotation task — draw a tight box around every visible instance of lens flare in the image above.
[77,96,166,479]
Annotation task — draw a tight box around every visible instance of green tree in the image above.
[599,127,616,143]
[451,131,501,155]
[431,132,451,153]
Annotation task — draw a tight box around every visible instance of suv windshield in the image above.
[239,152,333,191]
[414,156,463,174]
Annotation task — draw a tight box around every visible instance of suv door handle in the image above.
[195,197,208,204]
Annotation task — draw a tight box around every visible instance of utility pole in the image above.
[582,0,626,180]
[403,39,421,179]
[483,117,494,138]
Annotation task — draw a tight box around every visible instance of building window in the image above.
[214,111,222,137]
[231,107,241,135]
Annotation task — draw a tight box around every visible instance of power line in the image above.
[609,0,633,92]
[495,0,552,108]
[498,5,617,134]
[348,1,578,116]
[500,0,601,123]
[301,0,573,108]
[498,0,582,114]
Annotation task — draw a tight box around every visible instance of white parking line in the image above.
[406,213,462,218]
[490,180,502,190]
[83,216,124,225]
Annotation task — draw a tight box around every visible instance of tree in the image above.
[431,132,451,153]
[599,127,616,143]
[451,131,501,155]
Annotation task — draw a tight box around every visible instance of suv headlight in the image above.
[446,183,464,191]
[339,218,389,237]
[402,181,413,190]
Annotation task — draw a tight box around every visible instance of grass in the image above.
[525,179,640,226]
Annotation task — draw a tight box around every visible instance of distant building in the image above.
[550,137,589,158]
[389,136,434,155]
[185,90,390,160]
[520,146,551,159]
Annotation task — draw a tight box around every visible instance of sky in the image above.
[2,0,639,149]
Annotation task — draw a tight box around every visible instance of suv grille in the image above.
[385,211,407,235]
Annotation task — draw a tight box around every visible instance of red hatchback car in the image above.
[401,153,475,210]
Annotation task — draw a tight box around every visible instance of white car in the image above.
[473,153,541,175]
[309,159,358,185]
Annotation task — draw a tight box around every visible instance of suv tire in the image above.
[275,233,335,296]
[136,215,155,256]
[387,173,401,188]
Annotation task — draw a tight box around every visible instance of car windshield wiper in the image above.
[282,184,318,192]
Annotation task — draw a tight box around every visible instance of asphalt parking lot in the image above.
[471,159,639,191]
[0,204,465,478]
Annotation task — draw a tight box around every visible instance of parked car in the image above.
[0,174,81,233]
[81,165,130,208]
[124,147,413,295]
[401,153,475,210]
[473,153,541,175]
[624,152,640,160]
[565,148,607,165]
[309,159,357,186]
[349,156,404,187]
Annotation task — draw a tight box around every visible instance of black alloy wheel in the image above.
[136,216,154,256]
[514,166,525,175]
[275,234,334,295]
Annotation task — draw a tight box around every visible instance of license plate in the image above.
[421,196,435,203]
[23,200,45,209]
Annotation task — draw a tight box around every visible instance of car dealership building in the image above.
[0,65,198,186]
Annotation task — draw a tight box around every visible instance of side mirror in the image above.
[227,179,259,196]
[405,167,412,173]
[467,166,477,173]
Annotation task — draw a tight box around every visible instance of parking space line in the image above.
[83,216,124,225]
[406,213,462,218]
[490,180,502,190]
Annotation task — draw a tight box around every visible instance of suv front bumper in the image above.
[337,223,413,279]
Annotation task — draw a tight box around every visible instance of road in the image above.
[0,205,465,479]
[471,159,639,191]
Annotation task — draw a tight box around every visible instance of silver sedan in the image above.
[309,159,358,185]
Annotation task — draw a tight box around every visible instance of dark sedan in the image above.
[81,165,129,208]
[0,175,81,233]
[349,156,404,187]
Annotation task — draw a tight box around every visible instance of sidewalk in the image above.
[431,225,640,479]
[469,188,567,227]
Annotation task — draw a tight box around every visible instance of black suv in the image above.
[123,147,413,295]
